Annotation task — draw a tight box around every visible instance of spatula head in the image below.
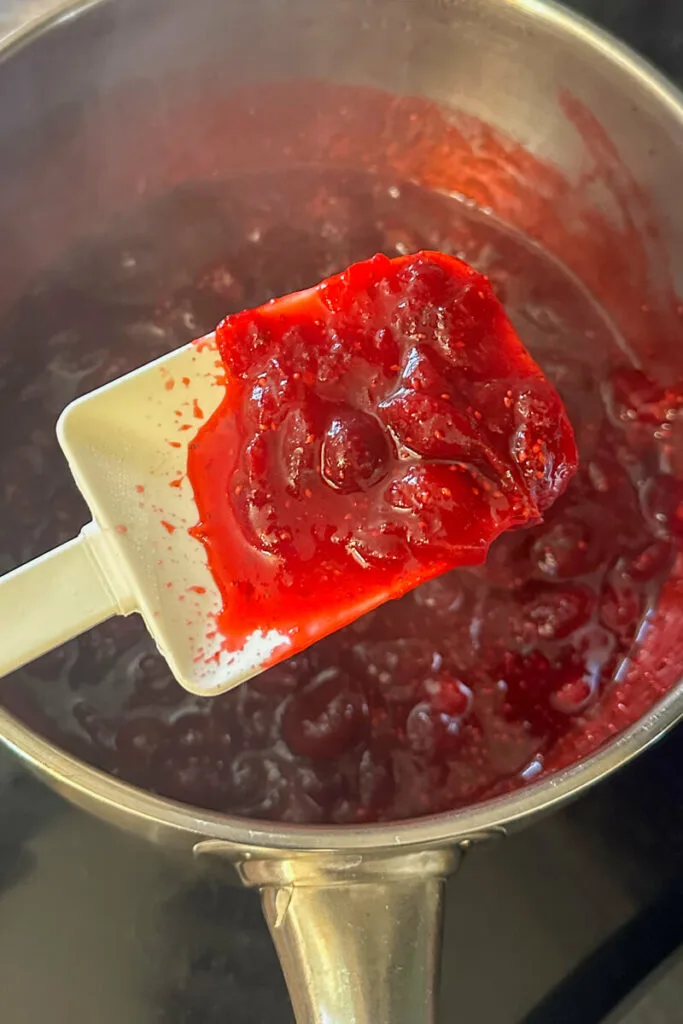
[58,251,577,698]
[57,336,283,696]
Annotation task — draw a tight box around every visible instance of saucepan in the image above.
[1,0,683,1021]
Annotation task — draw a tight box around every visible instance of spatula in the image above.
[0,335,244,695]
[0,251,577,697]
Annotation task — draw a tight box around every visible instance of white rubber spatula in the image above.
[0,334,272,697]
[0,250,578,698]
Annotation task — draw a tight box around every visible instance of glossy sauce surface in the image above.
[188,251,576,661]
[1,170,680,823]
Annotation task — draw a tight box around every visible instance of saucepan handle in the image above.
[0,523,134,679]
[238,849,459,1024]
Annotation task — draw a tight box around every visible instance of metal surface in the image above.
[0,0,682,1021]
[245,851,458,1024]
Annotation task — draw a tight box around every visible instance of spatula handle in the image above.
[0,523,135,679]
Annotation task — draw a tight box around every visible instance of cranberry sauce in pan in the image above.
[1,170,680,823]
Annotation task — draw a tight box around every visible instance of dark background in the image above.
[2,2,683,1022]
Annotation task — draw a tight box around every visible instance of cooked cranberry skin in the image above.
[406,702,463,757]
[641,475,683,540]
[321,409,392,493]
[114,717,168,772]
[521,585,595,641]
[282,670,368,760]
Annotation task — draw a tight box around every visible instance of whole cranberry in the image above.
[603,366,668,426]
[406,702,462,757]
[350,638,436,703]
[114,716,169,768]
[229,750,273,806]
[321,408,391,493]
[412,574,464,624]
[168,713,212,752]
[160,752,229,809]
[617,541,672,583]
[229,752,291,817]
[599,581,644,639]
[521,584,595,641]
[531,519,600,579]
[282,669,368,759]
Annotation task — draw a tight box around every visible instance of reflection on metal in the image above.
[252,851,457,1024]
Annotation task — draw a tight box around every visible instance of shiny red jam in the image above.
[0,169,680,823]
[188,251,576,660]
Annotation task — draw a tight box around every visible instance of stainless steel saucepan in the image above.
[1,1,683,1021]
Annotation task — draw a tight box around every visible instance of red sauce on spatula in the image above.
[187,251,578,661]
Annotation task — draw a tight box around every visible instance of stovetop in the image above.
[2,2,683,1022]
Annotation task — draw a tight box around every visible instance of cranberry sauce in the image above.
[188,251,577,660]
[1,170,679,823]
